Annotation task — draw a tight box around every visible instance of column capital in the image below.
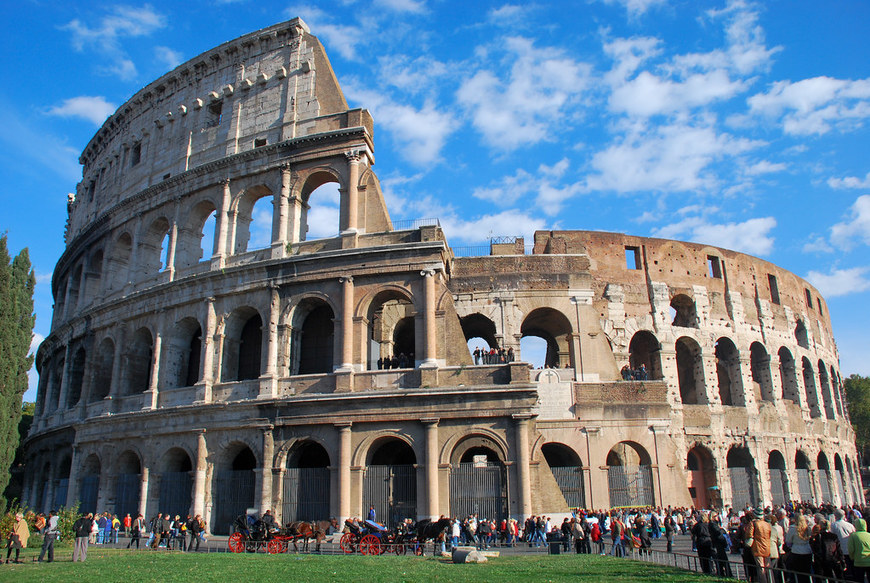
[420,269,436,278]
[420,418,440,426]
[335,421,353,430]
[345,149,363,163]
[339,275,354,284]
[279,162,292,172]
[219,177,231,186]
[512,413,536,421]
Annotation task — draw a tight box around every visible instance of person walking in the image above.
[746,508,772,583]
[692,513,714,574]
[37,510,59,563]
[128,514,145,549]
[848,518,870,583]
[72,513,93,562]
[4,513,30,564]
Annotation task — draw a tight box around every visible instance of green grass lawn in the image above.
[0,548,736,582]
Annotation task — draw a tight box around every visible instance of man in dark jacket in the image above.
[72,513,93,562]
[161,513,173,549]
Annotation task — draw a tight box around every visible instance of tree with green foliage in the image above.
[0,234,36,511]
[3,401,35,504]
[844,374,870,466]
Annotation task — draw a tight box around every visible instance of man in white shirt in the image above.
[831,508,857,578]
[37,510,59,563]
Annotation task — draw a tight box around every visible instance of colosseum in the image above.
[22,18,862,533]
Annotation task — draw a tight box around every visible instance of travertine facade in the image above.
[22,19,862,533]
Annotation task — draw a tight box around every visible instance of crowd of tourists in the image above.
[620,364,649,380]
[472,346,515,365]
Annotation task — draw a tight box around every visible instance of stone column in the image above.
[422,419,439,519]
[192,430,208,520]
[342,151,361,234]
[139,466,150,519]
[165,204,179,281]
[420,269,438,368]
[213,178,232,268]
[108,328,125,401]
[55,344,73,415]
[337,423,352,524]
[260,427,274,514]
[197,298,217,404]
[514,414,533,520]
[272,165,291,257]
[338,277,354,371]
[143,330,162,410]
[66,445,80,508]
[260,285,280,399]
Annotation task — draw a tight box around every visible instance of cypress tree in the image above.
[0,234,36,510]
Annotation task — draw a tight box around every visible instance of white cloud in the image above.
[748,76,870,135]
[600,0,667,18]
[305,183,341,238]
[805,267,870,298]
[487,4,531,25]
[830,195,870,250]
[653,215,776,255]
[802,235,834,254]
[609,69,747,117]
[441,210,550,244]
[584,122,764,193]
[60,5,167,81]
[828,171,870,189]
[47,96,117,126]
[457,37,591,150]
[377,55,449,94]
[288,6,366,61]
[374,0,426,13]
[471,159,578,215]
[155,46,183,71]
[744,160,787,176]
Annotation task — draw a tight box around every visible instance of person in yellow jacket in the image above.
[847,518,870,583]
[4,513,30,564]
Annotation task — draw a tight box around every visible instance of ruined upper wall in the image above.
[66,17,367,243]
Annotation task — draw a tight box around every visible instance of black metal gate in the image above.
[115,473,140,518]
[364,465,417,527]
[212,470,255,535]
[818,470,831,502]
[768,469,788,506]
[449,462,508,522]
[551,466,585,509]
[282,467,330,522]
[54,478,69,510]
[729,467,757,510]
[80,475,99,514]
[158,472,192,519]
[607,465,654,508]
[797,469,812,501]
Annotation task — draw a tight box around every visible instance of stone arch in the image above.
[794,450,813,501]
[67,263,83,313]
[448,433,509,522]
[443,430,509,466]
[165,316,203,389]
[818,360,835,420]
[834,454,847,504]
[362,436,419,526]
[121,327,153,396]
[768,450,790,506]
[460,313,499,352]
[670,294,698,328]
[212,441,258,534]
[750,342,775,402]
[686,444,718,509]
[364,287,417,370]
[298,169,343,241]
[89,337,115,402]
[520,307,573,368]
[541,442,585,509]
[676,336,704,404]
[176,198,218,268]
[817,450,833,503]
[831,365,844,416]
[84,248,105,303]
[137,216,171,277]
[115,450,142,518]
[802,357,821,417]
[232,184,274,254]
[283,440,332,522]
[53,455,72,510]
[287,297,335,375]
[158,446,193,520]
[221,307,263,382]
[66,345,87,408]
[715,337,743,406]
[106,231,133,290]
[606,441,654,507]
[628,330,663,380]
[726,446,758,510]
[353,431,420,468]
[80,453,101,515]
[778,347,800,404]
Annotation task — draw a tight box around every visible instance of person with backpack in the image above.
[810,518,847,580]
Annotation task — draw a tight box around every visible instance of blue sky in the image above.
[3,0,870,401]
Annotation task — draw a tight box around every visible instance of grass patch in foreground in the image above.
[0,549,735,583]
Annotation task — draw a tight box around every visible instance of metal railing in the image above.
[391,218,440,231]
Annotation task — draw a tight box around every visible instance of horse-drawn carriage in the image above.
[227,514,334,554]
[338,518,451,556]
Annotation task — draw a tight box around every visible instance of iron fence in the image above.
[115,473,140,518]
[607,465,654,508]
[212,470,255,535]
[551,466,585,509]
[363,465,416,528]
[282,467,330,522]
[449,462,508,522]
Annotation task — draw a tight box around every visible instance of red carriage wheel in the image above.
[394,543,406,555]
[413,543,424,556]
[339,533,355,554]
[228,532,245,553]
[360,534,380,555]
[267,540,282,554]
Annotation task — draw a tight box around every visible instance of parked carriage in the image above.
[339,519,419,555]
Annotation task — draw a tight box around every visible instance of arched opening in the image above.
[817,452,832,503]
[107,232,133,290]
[676,337,704,404]
[686,445,717,509]
[284,441,331,522]
[115,451,141,519]
[795,451,813,502]
[289,300,335,375]
[715,337,743,406]
[818,361,835,420]
[628,331,663,380]
[233,186,273,254]
[35,462,50,512]
[166,317,202,389]
[122,328,153,396]
[845,457,859,505]
[90,338,114,402]
[176,201,217,268]
[778,347,799,404]
[66,346,86,408]
[301,175,341,240]
[49,356,64,413]
[80,454,101,515]
[138,217,171,277]
[364,438,417,527]
[834,454,847,505]
[213,445,257,535]
[802,357,821,418]
[542,443,585,509]
[606,441,654,507]
[200,209,216,262]
[520,307,573,369]
[726,447,758,511]
[84,249,104,303]
[519,336,547,369]
[55,279,67,321]
[750,342,775,402]
[54,457,71,510]
[67,264,83,312]
[159,448,193,521]
[367,291,415,370]
[221,308,262,382]
[461,314,500,363]
[449,437,508,522]
[831,366,845,417]
[795,320,809,349]
[768,450,789,506]
[670,294,698,328]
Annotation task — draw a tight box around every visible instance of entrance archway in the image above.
[213,446,257,535]
[115,451,141,519]
[283,441,331,522]
[542,443,585,509]
[449,437,508,521]
[686,446,717,509]
[364,438,417,527]
[606,441,654,507]
[80,455,101,515]
[768,450,789,506]
[159,448,193,520]
[726,447,758,511]
[795,451,813,502]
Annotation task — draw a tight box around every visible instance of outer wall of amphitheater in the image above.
[21,18,862,533]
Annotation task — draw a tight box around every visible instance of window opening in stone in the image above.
[298,305,335,374]
[254,138,267,148]
[628,331,662,380]
[123,328,153,396]
[707,255,722,279]
[131,143,141,167]
[247,196,272,251]
[304,181,340,240]
[200,210,216,262]
[670,294,698,328]
[520,307,573,369]
[90,338,114,402]
[625,246,640,270]
[160,231,171,271]
[768,274,780,304]
[207,101,222,127]
[368,292,416,370]
[805,288,812,308]
[676,337,703,405]
[795,320,809,348]
[750,342,774,402]
[237,314,263,381]
[817,297,823,316]
[715,337,741,406]
[66,346,86,408]
[802,357,821,418]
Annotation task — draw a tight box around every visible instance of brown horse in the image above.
[286,519,337,552]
